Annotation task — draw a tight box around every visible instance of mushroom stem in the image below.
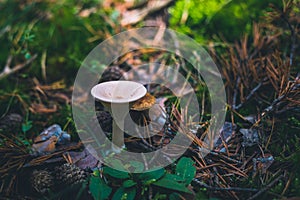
[112,119,125,153]
[110,103,131,153]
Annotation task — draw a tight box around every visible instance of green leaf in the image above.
[109,159,128,171]
[24,52,31,59]
[152,177,193,194]
[93,170,100,177]
[169,193,182,200]
[89,176,112,200]
[112,186,136,200]
[129,161,144,172]
[137,168,165,184]
[153,193,167,200]
[123,180,137,188]
[195,191,209,200]
[175,157,196,185]
[163,173,185,182]
[103,166,130,179]
[22,121,32,133]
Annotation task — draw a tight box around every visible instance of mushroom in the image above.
[91,81,147,153]
[130,93,156,126]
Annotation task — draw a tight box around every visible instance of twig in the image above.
[210,151,243,164]
[121,0,173,26]
[261,74,300,116]
[281,13,296,66]
[262,85,297,116]
[148,186,153,200]
[0,54,37,80]
[0,25,11,38]
[235,82,262,110]
[41,50,47,81]
[247,175,284,200]
[192,178,258,192]
[3,55,13,73]
[234,77,269,110]
[232,76,240,108]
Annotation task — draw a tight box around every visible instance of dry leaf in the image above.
[30,103,57,114]
[31,136,57,155]
[66,145,102,169]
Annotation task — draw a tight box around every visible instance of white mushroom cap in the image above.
[91,81,147,103]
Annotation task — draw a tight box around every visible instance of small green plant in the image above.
[89,157,196,200]
[21,111,32,134]
[169,0,281,42]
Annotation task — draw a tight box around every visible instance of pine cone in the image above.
[99,66,124,83]
[55,163,87,186]
[31,169,54,194]
[96,111,112,133]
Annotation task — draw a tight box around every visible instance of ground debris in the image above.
[240,128,259,147]
[64,145,102,170]
[215,122,237,150]
[31,124,71,156]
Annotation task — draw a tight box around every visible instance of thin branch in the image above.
[247,175,284,200]
[121,0,173,26]
[281,13,296,66]
[4,55,13,73]
[234,76,269,110]
[235,81,263,110]
[0,54,37,80]
[192,178,258,192]
[232,76,240,108]
[262,77,299,116]
[0,25,11,38]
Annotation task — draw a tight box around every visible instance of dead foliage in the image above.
[202,1,300,198]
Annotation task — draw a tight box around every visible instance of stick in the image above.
[281,13,296,66]
[234,77,268,110]
[232,76,240,108]
[0,54,37,80]
[247,175,284,200]
[121,0,173,26]
[235,82,262,110]
[192,178,258,192]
